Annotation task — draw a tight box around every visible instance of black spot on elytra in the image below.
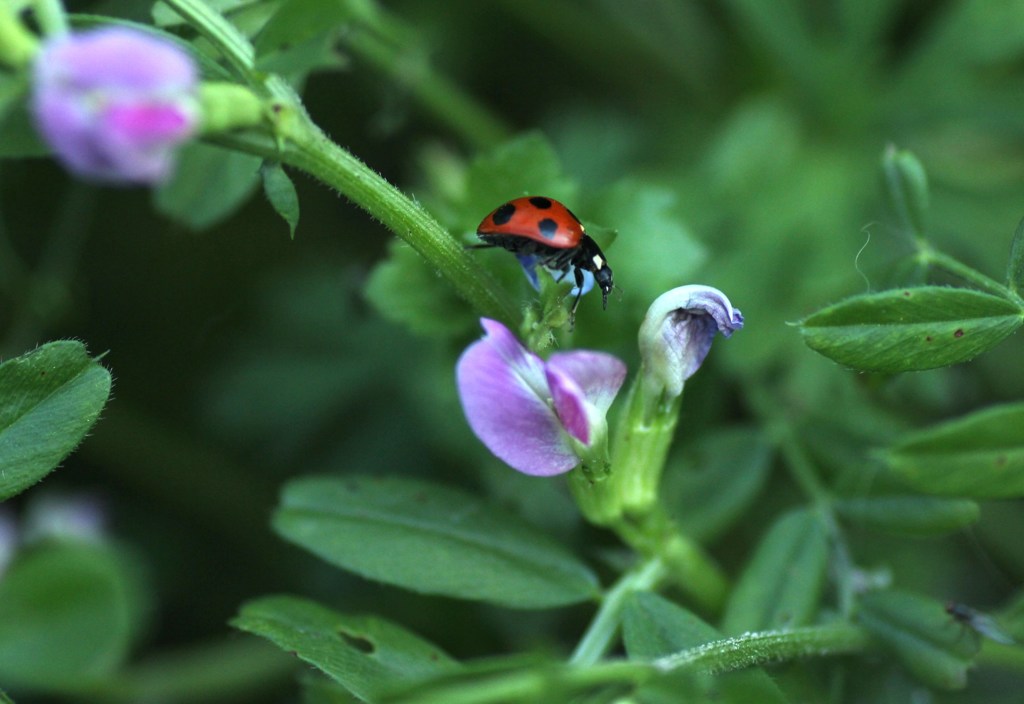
[954,328,965,338]
[538,218,558,239]
[529,196,552,209]
[339,630,375,654]
[492,202,515,225]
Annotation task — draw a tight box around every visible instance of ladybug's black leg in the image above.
[569,266,585,323]
[554,267,570,283]
[464,243,498,250]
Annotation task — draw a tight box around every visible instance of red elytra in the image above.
[476,196,585,249]
[471,196,614,320]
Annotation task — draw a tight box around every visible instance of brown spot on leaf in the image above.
[954,329,965,338]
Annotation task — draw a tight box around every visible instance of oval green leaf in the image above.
[0,542,143,692]
[858,590,977,690]
[834,496,979,536]
[0,341,112,500]
[232,595,458,701]
[260,161,300,239]
[721,509,828,635]
[884,402,1024,498]
[272,475,600,608]
[798,286,1023,372]
[154,143,261,230]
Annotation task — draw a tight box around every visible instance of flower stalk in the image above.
[0,5,37,67]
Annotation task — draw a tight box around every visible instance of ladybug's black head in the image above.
[593,264,613,309]
[578,235,613,309]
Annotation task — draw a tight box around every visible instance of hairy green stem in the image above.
[570,557,668,666]
[390,622,871,703]
[159,0,259,87]
[917,243,1024,307]
[281,117,518,322]
[654,622,870,674]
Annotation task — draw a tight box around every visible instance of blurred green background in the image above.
[3,1,1024,701]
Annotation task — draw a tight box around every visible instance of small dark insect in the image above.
[945,601,1015,645]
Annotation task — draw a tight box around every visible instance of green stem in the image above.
[391,622,871,703]
[0,5,38,66]
[280,118,518,323]
[917,243,1024,306]
[744,382,861,618]
[32,0,68,35]
[746,382,830,505]
[654,622,870,674]
[159,0,261,88]
[570,557,668,666]
[611,509,729,614]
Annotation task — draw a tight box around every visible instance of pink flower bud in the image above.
[31,27,199,184]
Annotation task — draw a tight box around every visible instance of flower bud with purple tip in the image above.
[638,284,743,408]
[31,27,200,184]
[575,285,744,522]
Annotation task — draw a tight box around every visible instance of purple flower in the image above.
[639,285,743,399]
[457,319,627,476]
[31,27,199,184]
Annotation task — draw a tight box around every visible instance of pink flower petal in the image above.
[457,321,577,476]
[547,351,627,415]
[31,27,198,184]
[545,365,590,445]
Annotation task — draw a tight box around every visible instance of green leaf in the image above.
[622,593,788,704]
[0,542,144,691]
[1007,216,1024,295]
[273,475,600,608]
[364,240,476,338]
[881,146,929,237]
[0,341,112,500]
[834,496,979,536]
[232,595,458,701]
[666,427,773,543]
[721,509,828,635]
[154,143,261,230]
[260,161,300,239]
[798,286,1023,372]
[883,402,1024,498]
[858,590,977,690]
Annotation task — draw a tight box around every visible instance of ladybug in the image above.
[472,196,613,319]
